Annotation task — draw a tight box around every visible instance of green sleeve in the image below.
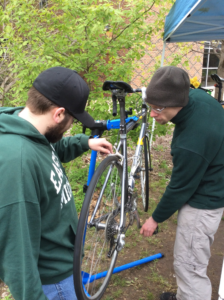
[0,156,48,300]
[53,134,90,163]
[152,147,209,223]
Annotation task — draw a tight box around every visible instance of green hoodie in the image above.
[0,107,90,300]
[152,89,224,223]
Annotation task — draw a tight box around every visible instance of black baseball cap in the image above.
[33,66,95,128]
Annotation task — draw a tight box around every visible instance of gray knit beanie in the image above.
[146,66,190,107]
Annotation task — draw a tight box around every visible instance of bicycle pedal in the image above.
[133,174,140,179]
[149,168,153,171]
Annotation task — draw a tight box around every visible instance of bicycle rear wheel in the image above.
[140,135,150,212]
[74,155,123,300]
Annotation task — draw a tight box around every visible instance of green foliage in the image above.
[1,0,169,104]
[0,0,178,139]
[0,0,172,105]
[64,155,90,213]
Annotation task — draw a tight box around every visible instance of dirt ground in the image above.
[1,134,224,300]
[103,134,224,300]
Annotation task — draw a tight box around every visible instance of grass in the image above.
[1,289,13,300]
[104,296,114,300]
[125,228,135,237]
[2,296,13,300]
[140,249,150,259]
[146,292,154,300]
[153,145,164,152]
[160,220,168,231]
[125,242,131,248]
[110,274,127,287]
[146,237,161,246]
[147,261,173,290]
[159,160,168,169]
[159,160,172,178]
[112,289,123,298]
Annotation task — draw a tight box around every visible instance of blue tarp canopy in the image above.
[164,0,224,42]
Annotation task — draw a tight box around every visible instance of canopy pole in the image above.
[150,41,166,150]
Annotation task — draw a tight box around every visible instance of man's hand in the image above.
[140,216,158,237]
[88,138,113,155]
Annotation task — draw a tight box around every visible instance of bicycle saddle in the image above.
[102,81,133,93]
[211,74,224,84]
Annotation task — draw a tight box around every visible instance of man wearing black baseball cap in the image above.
[140,66,224,300]
[33,66,95,129]
[0,67,112,300]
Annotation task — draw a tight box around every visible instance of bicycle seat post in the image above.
[117,91,128,232]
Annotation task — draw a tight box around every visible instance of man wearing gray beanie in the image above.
[140,66,224,300]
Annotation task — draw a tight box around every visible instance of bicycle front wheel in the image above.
[74,155,123,300]
[140,135,150,212]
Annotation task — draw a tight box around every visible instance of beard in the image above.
[45,114,71,143]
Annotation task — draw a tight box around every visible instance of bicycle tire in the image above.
[74,155,123,300]
[140,135,150,212]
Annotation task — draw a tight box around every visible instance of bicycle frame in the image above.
[84,87,149,233]
[73,82,163,300]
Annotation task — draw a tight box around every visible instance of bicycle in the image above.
[73,81,154,300]
[190,74,224,106]
[211,73,224,105]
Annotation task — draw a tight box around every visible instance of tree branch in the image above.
[110,2,155,43]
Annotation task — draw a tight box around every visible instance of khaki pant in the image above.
[173,204,224,300]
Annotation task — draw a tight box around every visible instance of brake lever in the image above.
[82,125,87,134]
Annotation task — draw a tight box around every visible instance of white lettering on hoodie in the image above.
[50,150,72,208]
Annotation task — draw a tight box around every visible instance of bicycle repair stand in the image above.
[82,147,164,285]
[82,110,163,286]
[82,253,164,284]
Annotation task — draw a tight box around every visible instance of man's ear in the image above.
[52,107,66,124]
